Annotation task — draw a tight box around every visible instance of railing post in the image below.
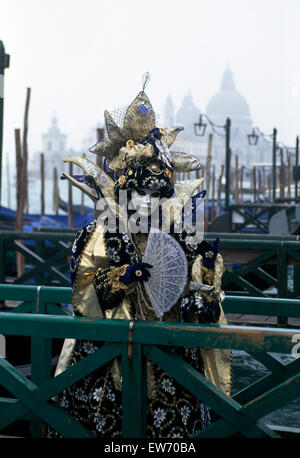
[29,293,52,437]
[121,342,147,438]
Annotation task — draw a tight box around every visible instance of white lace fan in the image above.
[142,230,188,318]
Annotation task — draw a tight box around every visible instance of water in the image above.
[232,350,300,429]
[1,175,92,215]
[231,267,299,430]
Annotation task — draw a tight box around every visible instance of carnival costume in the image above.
[48,76,232,438]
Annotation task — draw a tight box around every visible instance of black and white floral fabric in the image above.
[47,341,210,438]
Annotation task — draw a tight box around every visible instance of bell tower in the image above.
[42,113,67,177]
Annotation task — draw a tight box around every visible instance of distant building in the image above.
[165,66,271,174]
[173,92,202,157]
[164,94,175,127]
[205,65,269,167]
[41,113,67,178]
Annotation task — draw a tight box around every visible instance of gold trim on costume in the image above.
[107,264,129,292]
[161,177,205,227]
[191,253,232,397]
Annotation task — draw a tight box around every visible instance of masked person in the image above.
[47,77,232,438]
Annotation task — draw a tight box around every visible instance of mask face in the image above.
[131,189,161,217]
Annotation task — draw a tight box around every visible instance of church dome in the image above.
[176,92,201,124]
[206,66,250,119]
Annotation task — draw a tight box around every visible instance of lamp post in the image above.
[0,41,10,208]
[194,114,231,209]
[225,118,231,209]
[247,126,278,202]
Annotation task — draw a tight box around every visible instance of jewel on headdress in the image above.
[143,159,164,175]
[137,104,149,115]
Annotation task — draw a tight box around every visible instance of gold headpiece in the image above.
[61,75,205,220]
[89,73,202,174]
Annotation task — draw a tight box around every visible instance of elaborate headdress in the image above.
[88,73,201,173]
[62,74,205,221]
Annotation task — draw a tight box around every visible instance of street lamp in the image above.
[247,126,277,202]
[247,128,259,146]
[194,114,207,137]
[0,41,10,208]
[194,114,231,209]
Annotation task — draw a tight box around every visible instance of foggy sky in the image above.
[1,0,300,165]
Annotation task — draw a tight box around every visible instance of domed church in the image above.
[207,64,251,126]
[205,65,261,167]
[165,66,268,169]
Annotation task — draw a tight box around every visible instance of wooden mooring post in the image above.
[23,88,30,214]
[216,165,224,217]
[40,153,45,216]
[13,88,31,277]
[15,128,25,277]
[211,164,215,222]
[252,165,257,203]
[268,174,272,202]
[280,148,285,199]
[234,155,239,204]
[258,169,262,202]
[239,165,244,203]
[53,166,59,215]
[286,151,291,198]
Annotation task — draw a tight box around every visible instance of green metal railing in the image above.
[1,284,300,323]
[0,285,300,438]
[1,231,300,301]
[2,282,300,324]
[227,203,297,233]
[207,233,300,303]
[0,231,72,286]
